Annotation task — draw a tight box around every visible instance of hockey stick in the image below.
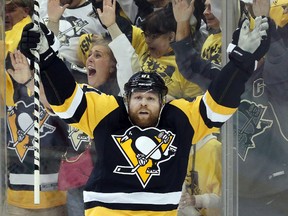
[10,122,34,147]
[31,0,41,204]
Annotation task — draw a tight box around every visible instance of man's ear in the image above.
[23,6,31,17]
[169,32,176,42]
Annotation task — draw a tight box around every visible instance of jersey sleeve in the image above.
[40,56,119,138]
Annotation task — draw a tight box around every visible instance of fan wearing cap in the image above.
[5,0,33,56]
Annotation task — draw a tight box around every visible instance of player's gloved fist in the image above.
[238,16,269,54]
[20,22,57,69]
[227,16,271,73]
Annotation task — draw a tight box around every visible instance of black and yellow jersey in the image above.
[6,78,68,209]
[3,15,69,209]
[5,73,91,208]
[40,53,249,215]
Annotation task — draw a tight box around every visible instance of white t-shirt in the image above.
[40,0,107,67]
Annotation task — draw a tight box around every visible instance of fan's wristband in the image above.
[23,76,34,86]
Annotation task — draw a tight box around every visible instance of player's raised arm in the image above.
[20,22,77,107]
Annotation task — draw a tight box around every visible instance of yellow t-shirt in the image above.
[201,32,222,66]
[5,16,32,56]
[184,135,222,216]
[131,26,203,100]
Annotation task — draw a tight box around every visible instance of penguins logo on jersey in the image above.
[112,126,176,188]
[67,126,90,151]
[7,101,55,162]
[237,100,273,161]
[43,16,88,47]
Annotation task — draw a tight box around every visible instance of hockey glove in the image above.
[20,22,57,70]
[227,16,270,73]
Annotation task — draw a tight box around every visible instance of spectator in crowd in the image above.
[43,0,107,82]
[177,134,222,216]
[200,0,222,66]
[5,0,33,57]
[4,0,68,215]
[109,1,204,100]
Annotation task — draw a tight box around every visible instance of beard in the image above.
[129,110,160,128]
